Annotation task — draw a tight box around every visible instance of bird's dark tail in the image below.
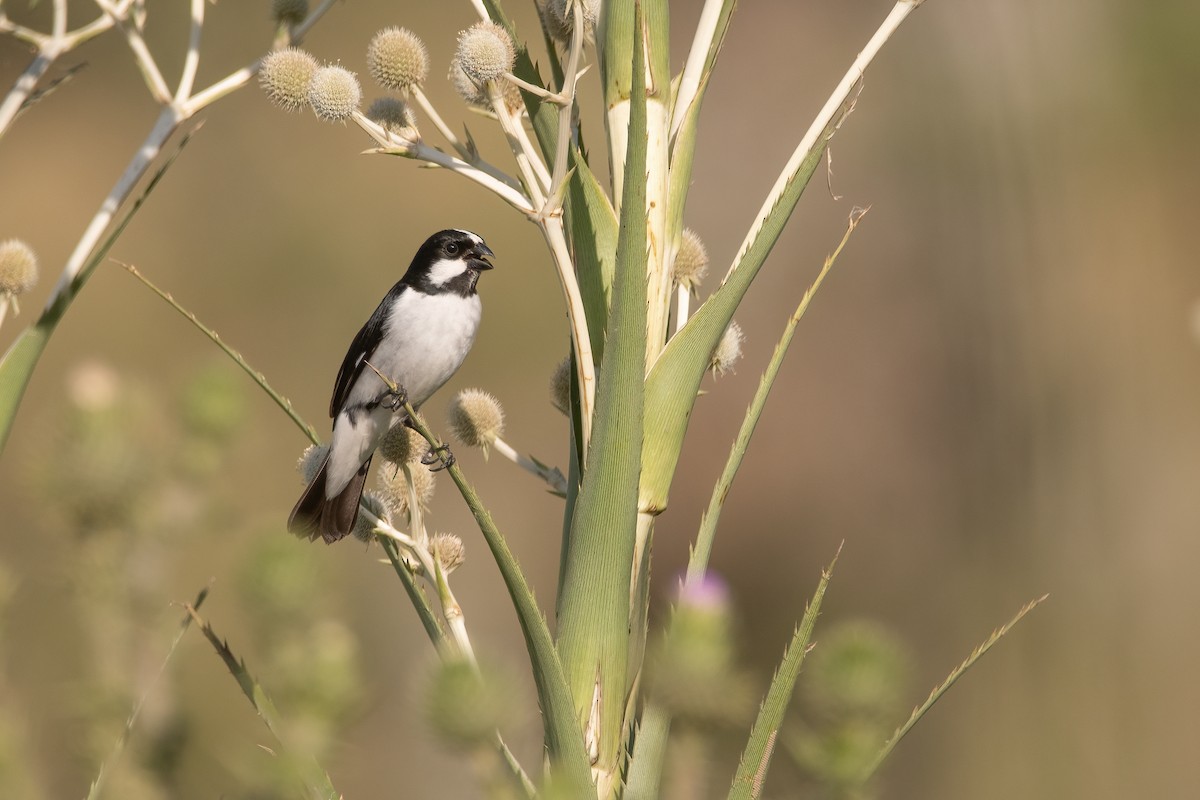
[287,454,372,544]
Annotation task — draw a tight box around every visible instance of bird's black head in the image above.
[403,229,495,297]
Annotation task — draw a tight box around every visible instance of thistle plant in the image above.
[2,0,1048,797]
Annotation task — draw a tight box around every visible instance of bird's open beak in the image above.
[470,243,495,270]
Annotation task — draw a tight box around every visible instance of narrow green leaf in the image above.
[689,209,866,580]
[401,403,594,794]
[859,594,1049,783]
[624,704,671,800]
[564,145,619,363]
[639,95,855,515]
[186,603,340,800]
[0,322,50,452]
[556,2,649,778]
[727,549,839,800]
[87,587,209,800]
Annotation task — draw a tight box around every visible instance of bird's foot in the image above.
[381,385,409,412]
[421,443,456,472]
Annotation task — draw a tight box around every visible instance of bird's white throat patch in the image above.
[426,256,470,286]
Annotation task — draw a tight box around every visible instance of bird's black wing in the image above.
[329,284,402,417]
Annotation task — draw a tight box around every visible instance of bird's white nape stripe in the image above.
[452,229,483,246]
[427,256,470,286]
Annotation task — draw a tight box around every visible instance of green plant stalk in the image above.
[401,401,594,795]
[185,603,340,800]
[688,209,866,583]
[554,7,649,790]
[858,594,1049,783]
[623,701,670,800]
[380,536,446,648]
[86,586,209,800]
[727,548,840,800]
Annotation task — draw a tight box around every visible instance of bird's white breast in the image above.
[365,289,482,408]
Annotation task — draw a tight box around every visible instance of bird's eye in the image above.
[445,242,460,255]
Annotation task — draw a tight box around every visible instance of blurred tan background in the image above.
[3,0,1199,797]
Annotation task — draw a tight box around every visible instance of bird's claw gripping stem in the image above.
[365,361,408,412]
[421,443,455,472]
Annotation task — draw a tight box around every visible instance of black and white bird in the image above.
[288,229,495,543]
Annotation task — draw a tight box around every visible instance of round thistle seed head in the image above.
[446,389,504,454]
[366,96,417,134]
[367,27,429,91]
[711,320,744,376]
[0,239,38,296]
[259,47,319,113]
[540,0,599,45]
[377,460,436,517]
[271,0,308,26]
[379,423,425,466]
[431,532,466,574]
[308,64,362,122]
[674,228,709,291]
[449,59,522,111]
[296,443,329,484]
[455,22,516,85]
[549,357,571,415]
[352,491,390,543]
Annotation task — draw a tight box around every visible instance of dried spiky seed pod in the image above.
[455,22,516,85]
[366,96,417,134]
[673,228,709,291]
[711,320,744,376]
[377,460,436,517]
[367,27,429,91]
[540,0,599,45]
[271,0,308,26]
[430,532,466,574]
[259,47,319,113]
[0,239,38,296]
[379,424,425,466]
[308,64,362,122]
[352,491,391,543]
[296,443,330,484]
[549,357,571,415]
[446,389,504,455]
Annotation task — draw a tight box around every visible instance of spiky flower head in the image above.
[449,59,522,110]
[431,532,466,574]
[711,320,744,376]
[379,423,425,466]
[0,239,38,296]
[259,47,318,113]
[367,27,429,91]
[296,443,330,484]
[540,0,599,45]
[352,491,391,543]
[308,64,362,122]
[377,459,436,517]
[271,0,308,26]
[550,357,571,415]
[674,228,709,291]
[455,22,516,85]
[366,96,417,135]
[446,389,504,455]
